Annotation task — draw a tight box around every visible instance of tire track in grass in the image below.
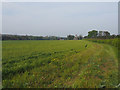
[47,43,102,88]
[98,44,118,88]
[63,43,118,88]
[63,43,103,88]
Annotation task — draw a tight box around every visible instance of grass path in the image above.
[2,40,118,88]
[64,43,118,88]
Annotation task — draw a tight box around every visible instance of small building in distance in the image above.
[59,39,64,40]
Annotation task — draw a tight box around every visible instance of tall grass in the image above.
[87,38,119,48]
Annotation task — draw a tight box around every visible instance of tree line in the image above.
[84,30,120,39]
[67,30,119,40]
[2,34,67,40]
[2,30,120,40]
[2,34,83,40]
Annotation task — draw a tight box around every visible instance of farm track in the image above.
[65,44,118,88]
[2,40,118,88]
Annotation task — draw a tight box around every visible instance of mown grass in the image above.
[2,40,119,88]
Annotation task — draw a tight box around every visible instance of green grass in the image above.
[87,38,119,47]
[2,40,118,88]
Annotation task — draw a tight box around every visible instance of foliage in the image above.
[88,30,98,38]
[67,35,75,40]
[2,34,67,40]
[86,30,119,39]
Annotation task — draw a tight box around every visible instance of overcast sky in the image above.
[2,2,118,37]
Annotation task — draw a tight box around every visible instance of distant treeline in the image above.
[67,30,120,40]
[2,34,67,40]
[2,30,120,40]
[84,30,120,39]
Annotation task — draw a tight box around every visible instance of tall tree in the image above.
[104,31,110,39]
[67,35,75,40]
[88,30,98,38]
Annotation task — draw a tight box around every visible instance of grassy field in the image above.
[2,40,118,88]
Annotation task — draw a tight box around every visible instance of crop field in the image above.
[2,40,118,88]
